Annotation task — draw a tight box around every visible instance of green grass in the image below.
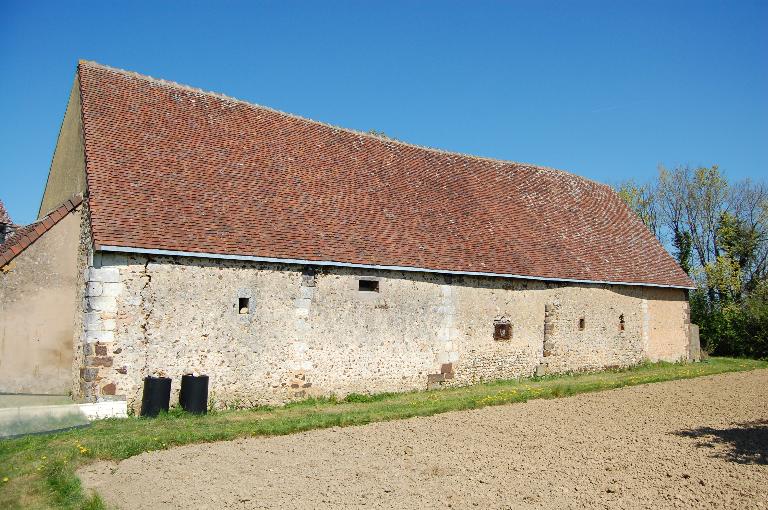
[1,357,765,509]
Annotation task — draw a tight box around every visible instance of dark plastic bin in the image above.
[179,374,209,414]
[140,376,171,417]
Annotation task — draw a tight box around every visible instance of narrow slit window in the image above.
[578,317,585,331]
[358,279,379,292]
[619,314,625,331]
[494,322,512,340]
[238,297,250,314]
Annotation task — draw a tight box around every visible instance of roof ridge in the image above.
[77,60,600,185]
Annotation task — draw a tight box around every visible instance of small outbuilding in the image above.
[0,61,696,411]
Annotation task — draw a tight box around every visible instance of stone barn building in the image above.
[0,62,696,411]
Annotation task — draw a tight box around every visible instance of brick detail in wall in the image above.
[79,265,123,400]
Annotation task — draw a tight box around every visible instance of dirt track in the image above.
[80,370,768,509]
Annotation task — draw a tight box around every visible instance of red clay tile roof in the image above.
[0,195,82,267]
[77,62,693,288]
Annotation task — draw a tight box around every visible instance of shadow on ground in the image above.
[675,419,768,465]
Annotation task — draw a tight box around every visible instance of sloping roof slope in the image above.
[76,61,693,288]
[0,195,82,267]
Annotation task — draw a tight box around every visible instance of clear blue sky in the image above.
[1,0,766,224]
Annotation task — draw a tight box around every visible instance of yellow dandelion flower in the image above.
[2,477,8,483]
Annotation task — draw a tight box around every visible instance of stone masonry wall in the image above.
[645,287,690,362]
[71,201,95,400]
[80,253,690,411]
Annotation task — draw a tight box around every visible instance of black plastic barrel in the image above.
[179,374,209,414]
[140,376,171,417]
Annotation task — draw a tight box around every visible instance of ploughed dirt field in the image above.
[80,370,768,509]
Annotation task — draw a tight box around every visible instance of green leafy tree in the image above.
[742,280,768,359]
[717,212,760,271]
[673,230,693,274]
[617,165,767,359]
[617,179,659,238]
[703,255,742,302]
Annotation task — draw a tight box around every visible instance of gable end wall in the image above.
[38,77,87,219]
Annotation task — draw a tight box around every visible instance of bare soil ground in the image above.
[80,370,768,509]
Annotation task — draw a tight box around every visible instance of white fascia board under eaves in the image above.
[96,245,696,290]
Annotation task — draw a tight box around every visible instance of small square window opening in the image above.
[578,317,585,331]
[494,322,512,340]
[619,314,625,332]
[359,279,379,292]
[238,297,250,314]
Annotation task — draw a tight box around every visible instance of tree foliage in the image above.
[616,166,768,359]
[617,180,659,238]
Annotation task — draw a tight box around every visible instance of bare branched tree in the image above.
[615,165,768,357]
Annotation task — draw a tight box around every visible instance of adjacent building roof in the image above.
[76,61,694,288]
[0,195,82,267]
[0,200,11,226]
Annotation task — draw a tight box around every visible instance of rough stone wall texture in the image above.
[688,324,701,362]
[0,208,82,394]
[645,287,690,362]
[533,285,648,374]
[82,253,690,412]
[71,203,97,400]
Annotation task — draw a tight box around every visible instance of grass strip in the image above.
[0,357,765,509]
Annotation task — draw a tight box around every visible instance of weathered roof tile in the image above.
[77,62,693,288]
